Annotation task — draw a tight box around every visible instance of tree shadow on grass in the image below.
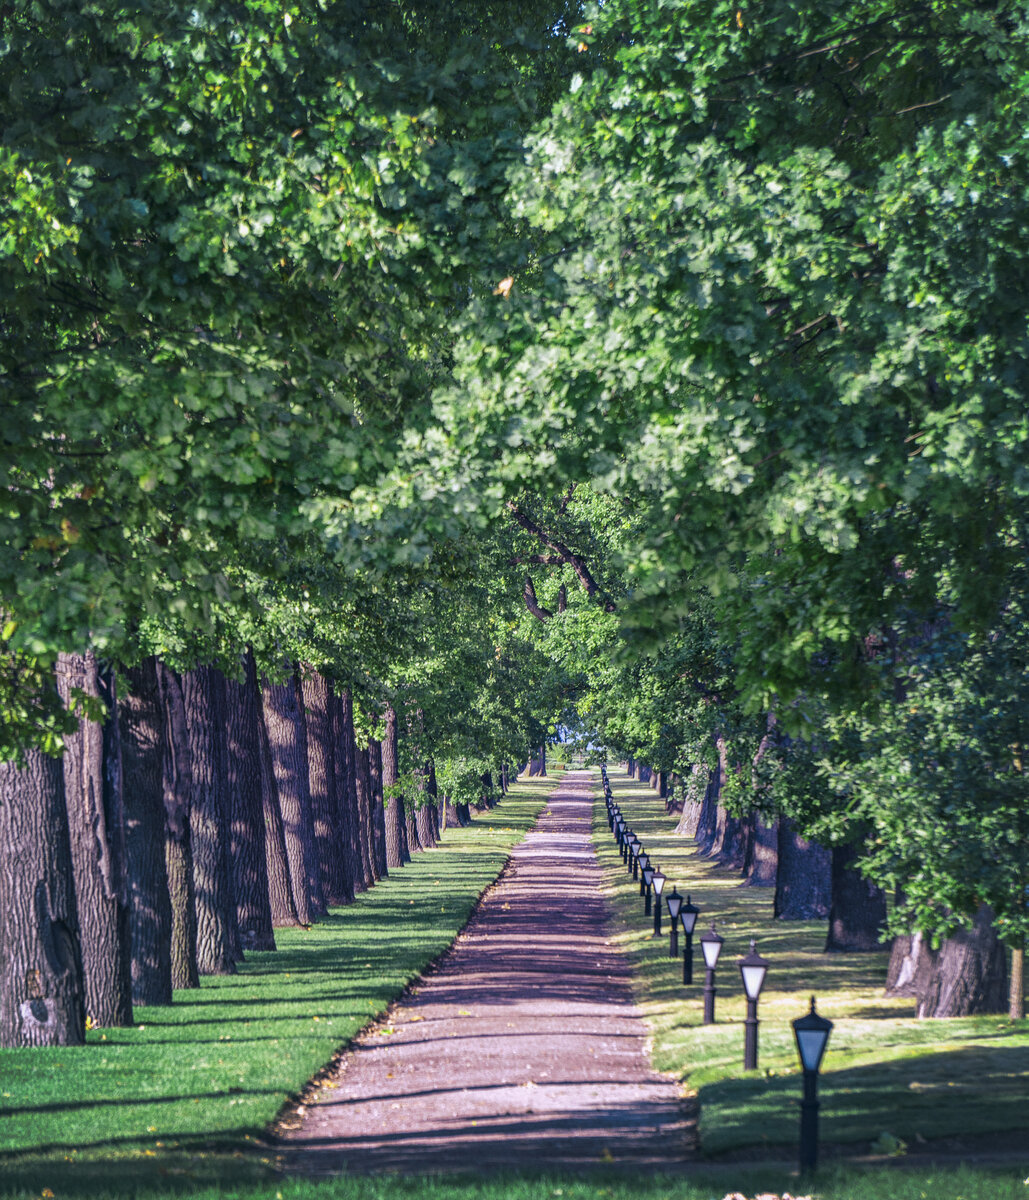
[699,1043,1029,1157]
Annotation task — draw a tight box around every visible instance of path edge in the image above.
[262,775,567,1162]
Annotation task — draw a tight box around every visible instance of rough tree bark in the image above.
[415,786,436,849]
[774,818,832,920]
[825,840,888,952]
[353,744,375,888]
[256,693,299,927]
[743,813,778,887]
[0,746,86,1047]
[381,706,406,868]
[226,656,276,951]
[332,688,364,894]
[182,666,238,974]
[292,670,327,918]
[674,764,705,838]
[301,668,350,906]
[262,674,318,926]
[371,735,396,868]
[914,905,1008,1017]
[156,662,199,989]
[56,652,133,1027]
[122,658,174,1006]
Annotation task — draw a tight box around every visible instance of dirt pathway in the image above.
[277,771,692,1175]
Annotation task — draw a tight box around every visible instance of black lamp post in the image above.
[737,939,770,1069]
[792,997,833,1172]
[641,864,655,915]
[680,894,700,985]
[651,871,665,934]
[621,827,630,864]
[630,838,642,879]
[637,853,650,896]
[665,888,683,957]
[699,923,724,1024]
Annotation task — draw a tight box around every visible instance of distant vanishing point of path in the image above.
[276,770,693,1175]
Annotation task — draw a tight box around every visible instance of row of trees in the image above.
[4,0,1027,1039]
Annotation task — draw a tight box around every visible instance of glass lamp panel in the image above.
[681,908,699,935]
[652,874,666,896]
[642,867,655,885]
[740,962,767,999]
[666,894,683,919]
[701,938,722,969]
[796,1028,829,1071]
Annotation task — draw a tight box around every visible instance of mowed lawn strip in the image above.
[0,776,553,1191]
[593,768,1029,1158]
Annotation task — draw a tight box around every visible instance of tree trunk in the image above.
[638,764,651,783]
[674,764,705,838]
[915,905,1008,1017]
[774,818,832,920]
[332,688,363,895]
[292,670,327,918]
[743,812,778,887]
[1010,945,1025,1021]
[381,707,406,868]
[262,675,317,925]
[0,745,86,1047]
[825,840,887,952]
[182,666,238,974]
[257,695,299,927]
[885,931,928,997]
[697,738,727,856]
[354,744,375,888]
[121,658,174,1006]
[156,662,199,989]
[370,736,395,869]
[301,668,349,907]
[56,652,133,1028]
[225,655,275,951]
[427,760,442,842]
[416,797,436,849]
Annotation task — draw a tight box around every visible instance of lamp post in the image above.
[630,838,642,879]
[637,853,650,896]
[792,997,833,1173]
[651,871,665,934]
[737,939,770,1069]
[700,923,724,1024]
[641,864,655,915]
[621,827,631,864]
[665,888,683,957]
[680,894,700,985]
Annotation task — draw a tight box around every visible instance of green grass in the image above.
[3,768,1026,1200]
[0,778,553,1194]
[594,769,1029,1160]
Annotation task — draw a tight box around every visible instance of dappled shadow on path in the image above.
[279,773,695,1176]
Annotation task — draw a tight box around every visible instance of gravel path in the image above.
[276,771,693,1175]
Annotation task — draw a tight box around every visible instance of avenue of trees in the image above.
[3,0,1027,1041]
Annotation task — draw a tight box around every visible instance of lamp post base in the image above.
[645,892,652,916]
[653,908,662,936]
[703,972,716,1024]
[683,935,693,985]
[669,927,679,958]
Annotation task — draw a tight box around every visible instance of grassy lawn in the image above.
[594,767,1029,1161]
[0,777,553,1195]
[2,767,1026,1200]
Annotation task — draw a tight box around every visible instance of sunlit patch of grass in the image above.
[0,777,553,1192]
[594,768,1029,1157]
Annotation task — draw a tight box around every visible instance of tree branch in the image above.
[523,575,553,622]
[507,501,616,611]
